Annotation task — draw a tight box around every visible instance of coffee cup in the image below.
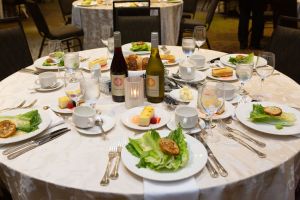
[175,106,198,129]
[72,106,96,128]
[179,60,196,80]
[216,82,236,100]
[35,72,57,88]
[189,55,205,69]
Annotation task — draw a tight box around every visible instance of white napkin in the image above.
[46,110,65,129]
[144,177,199,200]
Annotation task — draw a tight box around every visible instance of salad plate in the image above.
[199,101,235,120]
[235,102,300,135]
[220,54,267,68]
[75,114,115,135]
[34,56,64,70]
[121,106,170,131]
[206,68,238,81]
[170,71,207,83]
[122,42,151,55]
[122,129,208,181]
[0,109,51,144]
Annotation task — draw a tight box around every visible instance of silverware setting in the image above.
[0,99,38,113]
[109,144,122,179]
[100,147,117,186]
[219,120,266,148]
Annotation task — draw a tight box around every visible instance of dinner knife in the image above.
[3,128,69,156]
[7,128,70,160]
[198,134,228,177]
[207,54,228,64]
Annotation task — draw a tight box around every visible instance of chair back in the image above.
[0,17,33,81]
[183,0,198,18]
[205,0,219,30]
[114,7,161,44]
[269,22,300,84]
[25,0,50,36]
[58,0,75,24]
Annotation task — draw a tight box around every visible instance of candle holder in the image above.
[125,77,144,108]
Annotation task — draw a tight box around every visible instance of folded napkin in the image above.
[144,177,199,200]
[46,109,65,129]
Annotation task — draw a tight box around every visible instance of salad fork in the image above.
[21,99,38,109]
[0,100,26,112]
[100,147,116,186]
[109,144,123,179]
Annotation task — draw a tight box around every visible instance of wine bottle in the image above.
[146,32,164,103]
[110,31,128,102]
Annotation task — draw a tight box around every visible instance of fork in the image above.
[21,99,38,109]
[109,144,123,179]
[100,148,116,186]
[0,100,26,112]
[219,120,266,148]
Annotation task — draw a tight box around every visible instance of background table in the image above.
[72,1,183,49]
[0,47,300,199]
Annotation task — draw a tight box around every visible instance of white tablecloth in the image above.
[72,1,183,49]
[0,47,300,200]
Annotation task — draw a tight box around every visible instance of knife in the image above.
[3,128,69,156]
[198,133,228,177]
[207,54,229,64]
[7,128,70,160]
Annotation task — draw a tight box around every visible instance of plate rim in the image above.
[121,130,208,181]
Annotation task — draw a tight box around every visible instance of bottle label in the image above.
[111,75,125,96]
[146,75,159,97]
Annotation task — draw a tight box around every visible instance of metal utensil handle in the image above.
[7,143,38,160]
[206,159,219,178]
[100,156,113,186]
[230,134,266,158]
[233,129,266,148]
[3,141,35,155]
[110,154,120,179]
[208,152,228,177]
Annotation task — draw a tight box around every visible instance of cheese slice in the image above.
[138,106,154,126]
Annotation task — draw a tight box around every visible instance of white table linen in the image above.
[0,47,300,200]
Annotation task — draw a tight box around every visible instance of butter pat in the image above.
[138,106,154,126]
[58,96,70,109]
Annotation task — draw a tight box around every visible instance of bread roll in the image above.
[212,67,233,77]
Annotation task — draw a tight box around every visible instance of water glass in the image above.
[64,52,79,69]
[64,68,85,106]
[236,63,253,103]
[182,37,195,58]
[193,26,206,52]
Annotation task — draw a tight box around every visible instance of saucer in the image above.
[75,114,116,135]
[167,118,206,134]
[170,71,206,83]
[35,80,63,92]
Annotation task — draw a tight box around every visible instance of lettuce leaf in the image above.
[229,53,254,65]
[125,127,189,171]
[249,104,296,129]
[130,42,150,51]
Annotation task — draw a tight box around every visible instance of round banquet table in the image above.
[72,1,183,49]
[1,47,300,200]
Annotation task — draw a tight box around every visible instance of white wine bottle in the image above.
[146,32,164,103]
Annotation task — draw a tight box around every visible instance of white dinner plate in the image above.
[162,58,181,66]
[75,115,115,135]
[50,104,73,114]
[206,68,238,81]
[235,102,300,135]
[169,88,197,103]
[34,57,65,70]
[167,118,206,134]
[122,43,151,55]
[170,71,207,83]
[121,106,170,131]
[0,109,51,144]
[220,54,267,68]
[121,130,208,181]
[199,101,235,120]
[34,79,64,92]
[80,60,111,72]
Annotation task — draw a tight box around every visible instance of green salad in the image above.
[43,51,64,66]
[126,126,189,171]
[130,42,151,52]
[249,104,296,129]
[0,110,42,132]
[229,53,254,65]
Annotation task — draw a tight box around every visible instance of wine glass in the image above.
[193,26,206,53]
[236,63,253,103]
[255,51,275,101]
[182,37,195,58]
[197,83,224,143]
[101,25,113,47]
[64,68,85,107]
[48,40,64,75]
[107,37,114,59]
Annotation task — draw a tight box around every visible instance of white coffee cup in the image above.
[189,54,205,69]
[175,106,198,129]
[35,72,57,88]
[72,106,96,128]
[216,82,236,100]
[179,60,196,80]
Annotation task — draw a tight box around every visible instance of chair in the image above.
[0,17,33,81]
[268,16,300,84]
[182,0,198,19]
[25,0,83,58]
[58,0,76,24]
[178,0,219,49]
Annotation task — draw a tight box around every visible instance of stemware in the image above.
[101,25,113,47]
[197,83,224,143]
[193,26,206,53]
[236,63,253,103]
[182,37,195,58]
[48,40,64,75]
[254,51,275,101]
[82,67,101,107]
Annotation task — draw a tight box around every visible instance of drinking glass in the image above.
[101,25,113,47]
[64,68,85,106]
[83,67,101,107]
[64,52,79,69]
[107,37,114,59]
[236,63,253,103]
[48,40,64,75]
[197,83,224,143]
[255,51,275,101]
[182,37,195,58]
[193,26,206,52]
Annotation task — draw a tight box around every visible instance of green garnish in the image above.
[229,53,254,65]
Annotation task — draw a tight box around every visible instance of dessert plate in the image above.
[206,68,238,81]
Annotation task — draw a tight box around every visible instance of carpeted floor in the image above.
[17,0,274,60]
